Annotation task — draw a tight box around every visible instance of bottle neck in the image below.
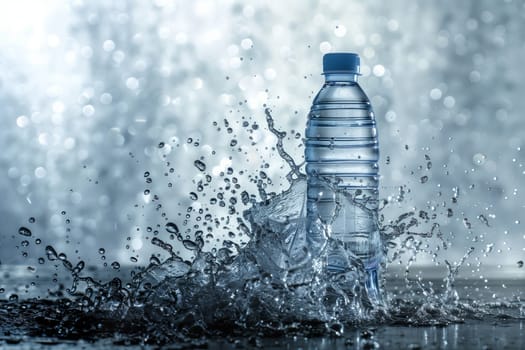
[324,73,358,83]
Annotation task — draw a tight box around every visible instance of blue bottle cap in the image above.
[323,52,360,74]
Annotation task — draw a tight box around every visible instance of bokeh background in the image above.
[1,0,524,276]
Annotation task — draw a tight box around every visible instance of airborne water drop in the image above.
[18,227,32,237]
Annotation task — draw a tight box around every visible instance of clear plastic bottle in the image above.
[305,52,381,300]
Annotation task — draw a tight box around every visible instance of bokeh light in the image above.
[0,0,524,273]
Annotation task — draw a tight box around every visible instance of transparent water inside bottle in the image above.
[305,74,382,302]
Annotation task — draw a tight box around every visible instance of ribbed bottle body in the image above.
[305,79,381,275]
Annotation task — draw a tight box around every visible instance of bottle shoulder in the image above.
[312,82,370,105]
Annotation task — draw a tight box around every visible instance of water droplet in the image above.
[158,142,165,148]
[360,329,374,339]
[45,246,58,261]
[21,240,29,247]
[38,257,45,264]
[149,255,161,265]
[144,171,150,177]
[183,239,199,251]
[194,160,206,172]
[18,227,32,237]
[478,214,490,227]
[73,261,85,274]
[98,248,105,254]
[189,192,198,201]
[111,261,121,269]
[130,256,138,263]
[518,260,524,268]
[420,176,428,183]
[28,217,35,223]
[451,187,460,203]
[165,222,179,234]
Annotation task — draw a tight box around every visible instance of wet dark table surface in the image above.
[1,320,523,349]
[0,265,523,349]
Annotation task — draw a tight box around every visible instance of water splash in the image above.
[2,109,524,345]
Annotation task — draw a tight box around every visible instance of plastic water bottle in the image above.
[305,52,381,300]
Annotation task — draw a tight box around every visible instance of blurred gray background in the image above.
[0,0,524,274]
